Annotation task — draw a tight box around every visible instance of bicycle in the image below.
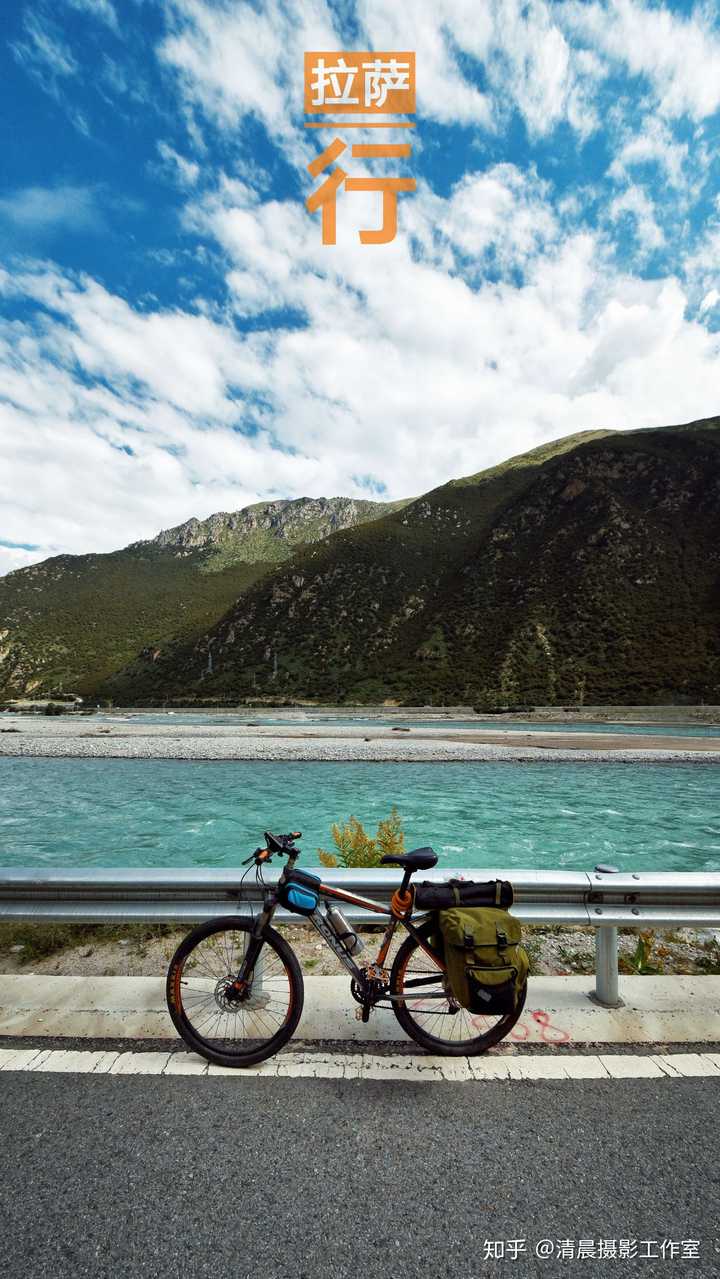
[166,830,526,1067]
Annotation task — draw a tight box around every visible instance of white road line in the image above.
[32,1050,107,1073]
[0,1047,51,1071]
[109,1051,173,1075]
[597,1055,666,1079]
[655,1052,720,1077]
[2,1049,720,1080]
[92,1051,121,1073]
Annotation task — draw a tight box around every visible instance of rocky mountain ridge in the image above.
[147,496,407,567]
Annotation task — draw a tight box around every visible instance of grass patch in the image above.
[0,921,177,965]
[694,943,720,974]
[521,929,545,973]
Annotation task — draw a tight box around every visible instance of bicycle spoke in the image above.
[173,925,295,1058]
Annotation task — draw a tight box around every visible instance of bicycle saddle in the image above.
[380,846,437,871]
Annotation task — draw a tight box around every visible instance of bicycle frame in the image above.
[241,851,448,1004]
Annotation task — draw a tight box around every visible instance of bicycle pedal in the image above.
[355,1007,363,1021]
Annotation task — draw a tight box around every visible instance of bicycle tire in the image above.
[166,915,303,1067]
[391,918,526,1056]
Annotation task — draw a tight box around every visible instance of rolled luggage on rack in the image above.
[413,878,513,911]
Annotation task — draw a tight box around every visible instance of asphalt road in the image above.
[1,1072,719,1279]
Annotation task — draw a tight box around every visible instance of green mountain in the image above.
[0,497,405,698]
[106,416,720,706]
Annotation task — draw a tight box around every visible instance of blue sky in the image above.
[2,0,720,573]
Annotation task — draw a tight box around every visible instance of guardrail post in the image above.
[594,927,622,1007]
[590,864,623,1008]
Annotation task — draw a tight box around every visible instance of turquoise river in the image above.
[2,758,719,873]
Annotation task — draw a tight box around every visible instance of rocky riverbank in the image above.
[2,717,720,762]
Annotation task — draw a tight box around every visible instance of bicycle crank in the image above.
[351,970,387,1022]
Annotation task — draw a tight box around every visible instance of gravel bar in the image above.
[2,719,720,762]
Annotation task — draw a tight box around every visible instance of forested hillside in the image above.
[0,497,402,697]
[103,417,720,706]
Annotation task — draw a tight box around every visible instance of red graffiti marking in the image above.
[530,1009,572,1045]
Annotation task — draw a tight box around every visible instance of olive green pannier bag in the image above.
[438,906,529,1016]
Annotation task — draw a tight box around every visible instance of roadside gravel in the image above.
[2,922,717,979]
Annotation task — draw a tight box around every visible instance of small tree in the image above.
[318,806,405,869]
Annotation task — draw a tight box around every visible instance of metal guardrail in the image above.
[1,865,719,1008]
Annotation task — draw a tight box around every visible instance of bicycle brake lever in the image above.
[242,848,271,866]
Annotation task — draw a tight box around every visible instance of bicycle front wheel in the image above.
[166,916,303,1067]
[391,919,526,1055]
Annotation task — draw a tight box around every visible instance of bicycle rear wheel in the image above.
[391,919,526,1055]
[166,916,303,1067]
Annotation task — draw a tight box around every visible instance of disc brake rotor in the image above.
[214,977,271,1013]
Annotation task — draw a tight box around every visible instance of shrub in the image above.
[317,806,405,869]
[620,929,663,976]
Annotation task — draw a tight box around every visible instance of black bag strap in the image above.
[449,878,511,907]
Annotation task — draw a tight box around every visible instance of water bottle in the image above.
[326,904,364,955]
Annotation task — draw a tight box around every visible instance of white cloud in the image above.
[565,0,720,121]
[160,0,339,151]
[65,0,119,32]
[1,265,264,422]
[356,0,493,127]
[354,1,603,137]
[608,116,689,187]
[0,546,43,575]
[11,12,78,82]
[10,10,91,134]
[155,142,201,188]
[160,0,600,148]
[684,222,720,305]
[0,185,104,234]
[608,184,664,252]
[485,0,577,136]
[3,155,720,573]
[439,165,557,267]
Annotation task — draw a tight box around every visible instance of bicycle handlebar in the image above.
[242,830,302,866]
[265,830,302,852]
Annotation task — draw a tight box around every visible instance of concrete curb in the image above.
[2,974,720,1044]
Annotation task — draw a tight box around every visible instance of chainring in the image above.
[351,967,388,1020]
